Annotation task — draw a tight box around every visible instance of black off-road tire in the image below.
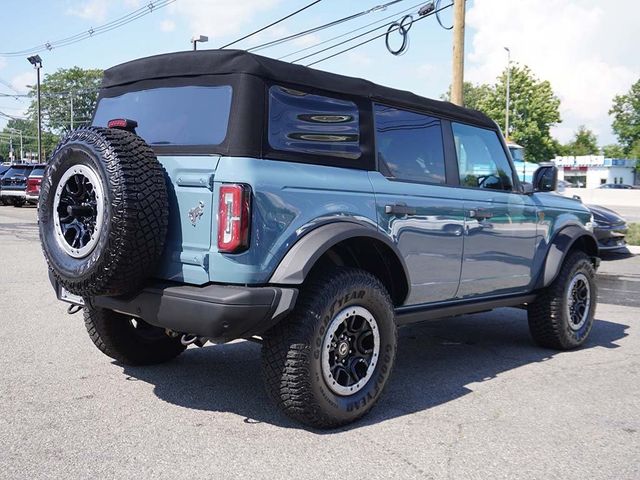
[528,250,597,350]
[84,306,185,365]
[38,127,168,297]
[262,267,397,429]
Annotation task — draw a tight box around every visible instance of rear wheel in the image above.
[528,250,597,349]
[262,267,397,428]
[84,305,185,365]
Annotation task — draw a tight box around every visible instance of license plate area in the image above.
[59,287,85,306]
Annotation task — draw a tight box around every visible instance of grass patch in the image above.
[627,223,640,246]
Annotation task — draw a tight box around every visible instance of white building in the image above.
[554,155,637,188]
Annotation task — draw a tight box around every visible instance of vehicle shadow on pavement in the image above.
[120,308,628,431]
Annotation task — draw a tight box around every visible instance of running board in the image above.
[395,294,537,326]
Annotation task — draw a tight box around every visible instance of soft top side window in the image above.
[373,103,446,184]
[268,86,361,160]
[452,122,514,191]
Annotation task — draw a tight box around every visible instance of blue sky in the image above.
[1,0,638,148]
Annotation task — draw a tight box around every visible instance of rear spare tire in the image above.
[38,126,168,297]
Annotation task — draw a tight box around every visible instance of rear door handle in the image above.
[385,204,417,216]
[468,208,493,220]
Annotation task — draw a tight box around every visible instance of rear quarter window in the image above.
[93,85,233,146]
[268,86,360,160]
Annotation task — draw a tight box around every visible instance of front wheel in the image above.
[262,267,397,429]
[528,251,597,349]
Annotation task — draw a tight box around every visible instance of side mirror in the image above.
[532,163,558,192]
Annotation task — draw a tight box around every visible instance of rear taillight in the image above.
[217,184,251,253]
[26,178,41,194]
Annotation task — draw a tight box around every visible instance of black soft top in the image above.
[102,49,494,129]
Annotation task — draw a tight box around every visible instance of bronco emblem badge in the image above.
[188,201,205,226]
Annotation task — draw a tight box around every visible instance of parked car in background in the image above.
[587,204,628,251]
[0,164,12,205]
[556,179,577,193]
[0,164,34,207]
[598,183,634,189]
[25,164,46,204]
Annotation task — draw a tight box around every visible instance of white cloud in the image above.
[66,0,109,22]
[466,0,639,144]
[169,0,281,40]
[160,19,176,32]
[415,63,436,79]
[344,51,373,68]
[10,72,34,94]
[0,58,6,71]
[292,33,321,48]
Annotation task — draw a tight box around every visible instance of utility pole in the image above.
[451,0,466,106]
[70,92,74,130]
[504,47,511,139]
[6,127,23,161]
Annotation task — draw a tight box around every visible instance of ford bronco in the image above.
[39,50,599,428]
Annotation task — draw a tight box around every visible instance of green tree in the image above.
[602,144,625,158]
[629,139,640,159]
[563,125,599,156]
[479,65,561,162]
[441,82,493,111]
[610,79,640,153]
[0,118,59,161]
[27,67,102,134]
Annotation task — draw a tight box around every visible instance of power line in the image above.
[0,0,175,57]
[220,0,323,49]
[0,87,99,98]
[279,0,424,61]
[246,0,404,53]
[306,1,453,66]
[291,3,427,63]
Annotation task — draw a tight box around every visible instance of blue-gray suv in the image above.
[39,50,599,428]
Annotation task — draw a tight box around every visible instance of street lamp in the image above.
[191,35,208,51]
[27,55,42,163]
[504,47,511,140]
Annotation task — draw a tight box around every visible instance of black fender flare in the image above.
[268,221,411,301]
[537,225,599,289]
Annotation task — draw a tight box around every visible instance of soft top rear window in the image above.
[93,85,232,146]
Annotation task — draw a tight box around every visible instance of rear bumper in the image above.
[51,276,297,342]
[1,190,25,197]
[25,192,39,202]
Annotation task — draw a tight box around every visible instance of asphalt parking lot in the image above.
[1,206,638,480]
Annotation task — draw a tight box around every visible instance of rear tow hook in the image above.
[180,334,209,348]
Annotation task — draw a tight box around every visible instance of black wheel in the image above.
[14,198,24,207]
[38,126,168,297]
[528,250,597,349]
[84,305,185,365]
[262,267,397,429]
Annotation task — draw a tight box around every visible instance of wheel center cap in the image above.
[337,341,349,357]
